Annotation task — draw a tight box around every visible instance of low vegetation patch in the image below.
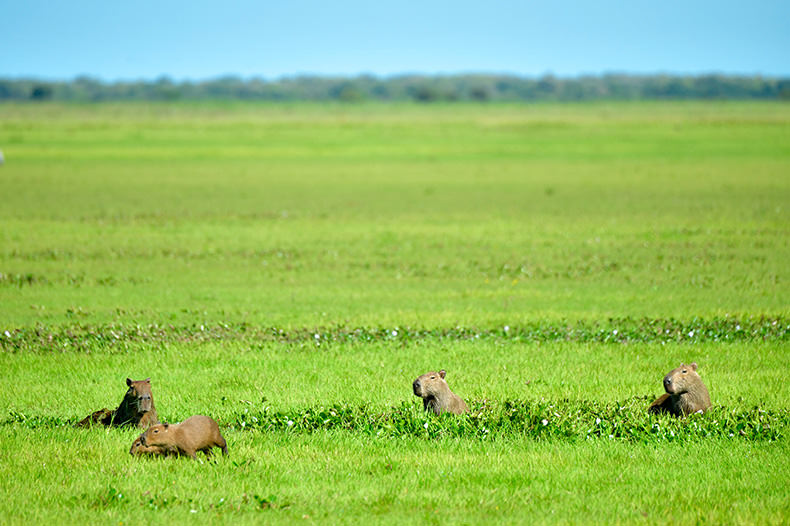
[5,398,786,443]
[233,398,788,442]
[1,316,787,353]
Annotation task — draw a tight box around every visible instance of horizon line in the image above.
[2,69,788,84]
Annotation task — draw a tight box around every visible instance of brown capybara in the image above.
[413,369,469,415]
[129,436,169,457]
[77,378,160,429]
[648,362,712,416]
[140,415,228,460]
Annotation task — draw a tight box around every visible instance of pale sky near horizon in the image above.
[1,0,788,81]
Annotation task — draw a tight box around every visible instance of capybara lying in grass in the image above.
[140,415,228,459]
[77,377,160,429]
[648,362,712,416]
[129,436,169,457]
[413,369,469,415]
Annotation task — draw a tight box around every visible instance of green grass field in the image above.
[0,101,788,524]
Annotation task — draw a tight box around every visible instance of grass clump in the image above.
[228,398,790,443]
[2,316,787,353]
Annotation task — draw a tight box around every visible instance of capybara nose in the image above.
[413,379,421,393]
[664,377,672,386]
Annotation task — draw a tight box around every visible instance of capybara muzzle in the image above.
[138,395,153,412]
[663,375,675,394]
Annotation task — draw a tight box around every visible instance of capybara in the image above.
[140,415,228,459]
[648,362,712,416]
[413,369,469,415]
[77,377,160,429]
[129,435,168,457]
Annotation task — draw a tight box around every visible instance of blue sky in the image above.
[1,0,788,80]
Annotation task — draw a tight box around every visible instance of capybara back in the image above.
[141,415,227,459]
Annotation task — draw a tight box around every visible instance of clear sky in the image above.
[1,0,788,80]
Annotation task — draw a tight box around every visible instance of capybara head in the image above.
[663,363,701,395]
[130,436,144,455]
[413,370,449,398]
[125,378,153,413]
[129,435,154,455]
[140,422,169,447]
[130,434,166,456]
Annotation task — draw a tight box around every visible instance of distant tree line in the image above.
[1,74,789,102]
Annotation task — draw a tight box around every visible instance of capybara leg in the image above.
[648,393,671,414]
[202,448,213,459]
[99,409,116,426]
[76,408,113,427]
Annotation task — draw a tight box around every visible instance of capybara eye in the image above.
[431,376,435,379]
[682,370,687,374]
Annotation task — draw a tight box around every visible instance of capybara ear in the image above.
[126,378,133,386]
[690,362,698,371]
[439,370,446,379]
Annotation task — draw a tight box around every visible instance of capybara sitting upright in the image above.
[648,362,711,416]
[77,377,160,429]
[140,415,228,459]
[413,369,469,415]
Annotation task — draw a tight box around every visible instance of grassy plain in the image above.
[1,101,788,326]
[0,101,789,524]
